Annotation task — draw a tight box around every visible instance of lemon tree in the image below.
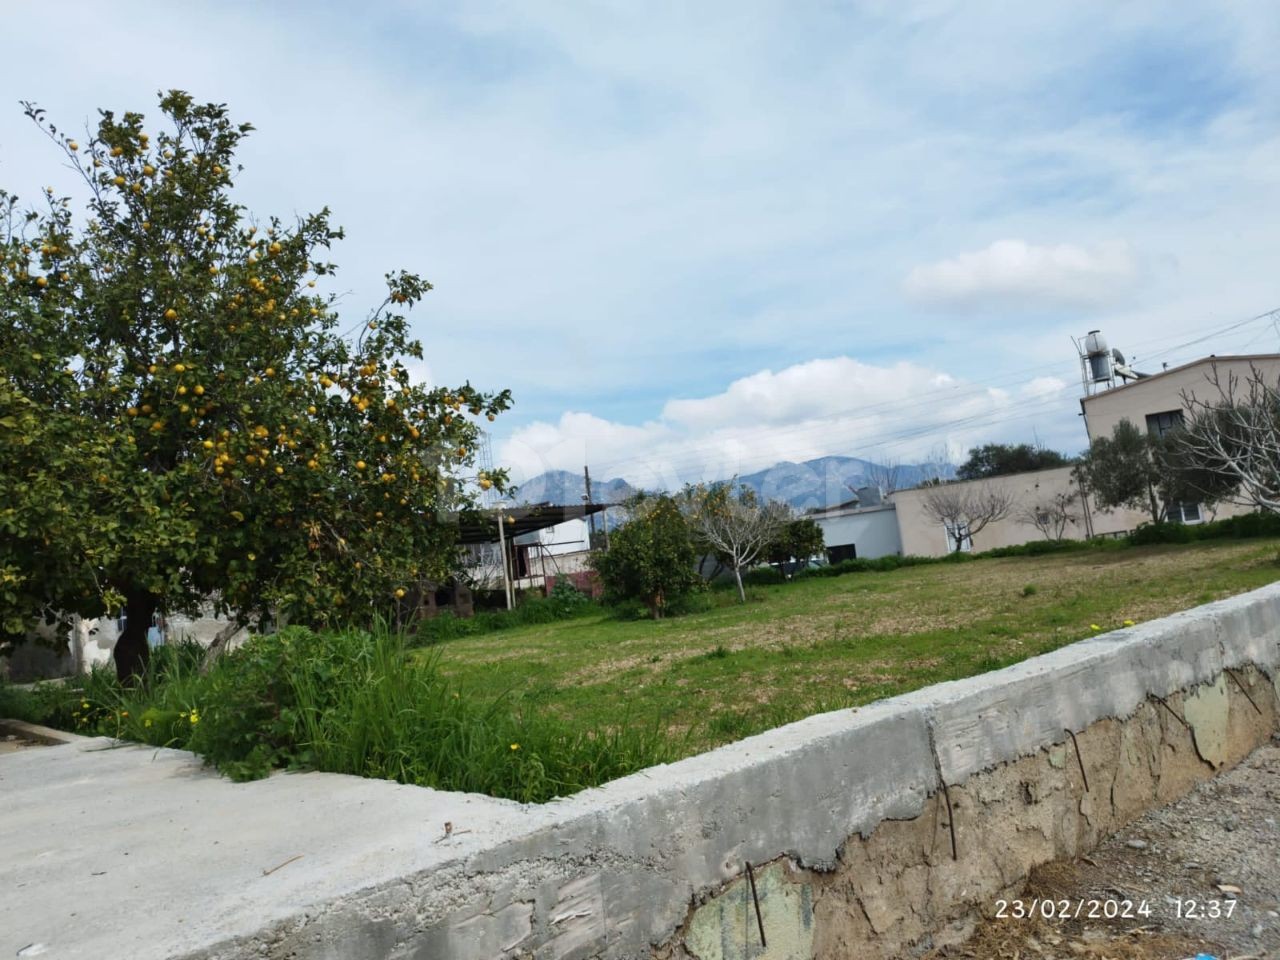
[0,92,510,678]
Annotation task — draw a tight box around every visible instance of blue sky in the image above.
[3,2,1278,489]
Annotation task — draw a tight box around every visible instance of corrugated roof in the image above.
[452,502,608,544]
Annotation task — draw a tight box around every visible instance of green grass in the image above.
[425,539,1280,756]
[0,627,681,803]
[5,538,1279,803]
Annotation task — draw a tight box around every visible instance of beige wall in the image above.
[892,466,1152,558]
[1081,355,1280,444]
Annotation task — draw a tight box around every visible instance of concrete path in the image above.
[1,736,532,960]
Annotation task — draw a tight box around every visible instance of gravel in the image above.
[928,737,1280,960]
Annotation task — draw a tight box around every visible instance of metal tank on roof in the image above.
[1083,330,1112,382]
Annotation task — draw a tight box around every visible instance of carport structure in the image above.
[453,502,608,608]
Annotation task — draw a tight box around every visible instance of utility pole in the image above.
[584,465,597,547]
[496,513,514,610]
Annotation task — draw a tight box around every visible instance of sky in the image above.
[3,1,1278,491]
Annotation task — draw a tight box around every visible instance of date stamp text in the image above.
[994,898,1237,921]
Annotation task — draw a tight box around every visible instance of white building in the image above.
[807,487,903,562]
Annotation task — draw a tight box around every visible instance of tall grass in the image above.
[0,626,678,803]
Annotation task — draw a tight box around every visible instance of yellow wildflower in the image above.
[1089,624,1101,631]
[1122,619,1135,627]
[509,743,520,751]
[188,710,201,725]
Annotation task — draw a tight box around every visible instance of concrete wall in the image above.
[7,583,1277,960]
[2,606,248,681]
[891,467,1153,557]
[809,504,901,559]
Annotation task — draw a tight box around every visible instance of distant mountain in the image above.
[737,456,954,511]
[514,456,954,512]
[512,469,637,507]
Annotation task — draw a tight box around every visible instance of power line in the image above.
[494,304,1280,483]
[591,391,1074,482]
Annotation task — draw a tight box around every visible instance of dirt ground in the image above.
[927,738,1280,960]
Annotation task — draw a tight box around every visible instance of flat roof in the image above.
[807,501,897,519]
[1081,353,1280,404]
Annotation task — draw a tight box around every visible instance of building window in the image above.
[1167,501,1202,524]
[1145,409,1184,438]
[826,543,857,564]
[943,521,973,553]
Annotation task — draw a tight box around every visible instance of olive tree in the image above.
[0,92,511,678]
[1075,419,1163,524]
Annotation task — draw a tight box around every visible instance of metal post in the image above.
[496,514,514,610]
[584,465,597,543]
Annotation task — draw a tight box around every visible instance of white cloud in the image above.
[904,239,1140,308]
[3,2,1278,452]
[1023,376,1069,399]
[496,356,1085,489]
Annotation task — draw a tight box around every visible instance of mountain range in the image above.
[512,456,956,512]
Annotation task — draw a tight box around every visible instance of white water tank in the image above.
[1084,330,1112,382]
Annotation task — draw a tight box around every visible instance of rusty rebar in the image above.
[1064,728,1089,793]
[1224,667,1264,716]
[745,861,766,948]
[940,781,958,861]
[1153,694,1191,731]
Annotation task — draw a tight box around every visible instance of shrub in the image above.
[738,566,785,587]
[545,581,593,618]
[1129,522,1195,545]
[592,494,702,618]
[413,584,598,645]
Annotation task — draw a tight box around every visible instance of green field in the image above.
[430,539,1280,754]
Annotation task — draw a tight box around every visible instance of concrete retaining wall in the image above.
[4,585,1279,960]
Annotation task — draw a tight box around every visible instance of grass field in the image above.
[430,539,1280,756]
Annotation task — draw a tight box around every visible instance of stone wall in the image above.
[183,584,1280,960]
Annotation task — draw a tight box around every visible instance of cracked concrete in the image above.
[3,585,1279,960]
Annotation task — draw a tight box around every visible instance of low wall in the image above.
[4,585,1279,960]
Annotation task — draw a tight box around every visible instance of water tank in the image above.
[1083,330,1111,382]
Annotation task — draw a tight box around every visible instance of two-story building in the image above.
[814,349,1280,560]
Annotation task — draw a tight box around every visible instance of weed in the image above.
[0,626,677,803]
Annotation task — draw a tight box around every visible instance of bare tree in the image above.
[1016,490,1080,541]
[685,481,788,602]
[1171,366,1275,511]
[917,444,954,487]
[865,458,903,496]
[921,483,1014,552]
